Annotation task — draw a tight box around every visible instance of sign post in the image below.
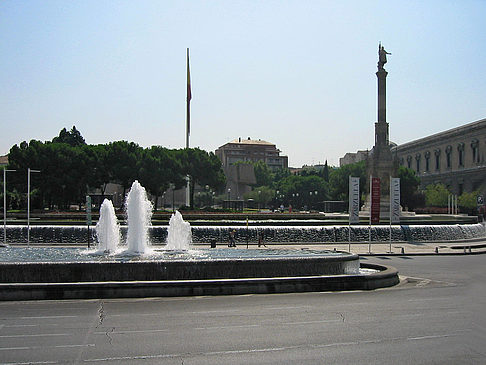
[478,195,484,221]
[86,196,92,248]
[390,177,400,253]
[348,177,360,252]
[369,177,380,253]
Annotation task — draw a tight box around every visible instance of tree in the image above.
[397,165,422,210]
[252,160,274,187]
[52,126,86,147]
[138,147,184,209]
[244,186,275,209]
[276,174,330,210]
[424,184,451,207]
[323,160,330,182]
[177,148,226,208]
[328,161,366,202]
[459,190,481,210]
[105,141,142,202]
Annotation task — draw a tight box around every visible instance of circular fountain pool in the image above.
[0,247,360,283]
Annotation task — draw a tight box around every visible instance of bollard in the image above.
[210,239,217,248]
[435,246,439,254]
[400,247,404,254]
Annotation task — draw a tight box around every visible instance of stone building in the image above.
[392,118,486,196]
[215,138,288,202]
[339,151,368,167]
[0,155,8,168]
[215,137,288,171]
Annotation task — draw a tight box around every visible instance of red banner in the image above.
[371,177,381,224]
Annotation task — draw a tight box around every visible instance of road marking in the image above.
[81,331,467,362]
[189,309,241,314]
[265,306,311,310]
[2,361,57,364]
[93,329,169,335]
[282,320,342,325]
[194,324,261,330]
[19,315,78,320]
[407,334,453,341]
[0,344,95,351]
[0,333,69,338]
[3,324,38,328]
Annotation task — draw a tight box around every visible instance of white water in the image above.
[95,199,120,253]
[165,210,192,251]
[125,180,153,254]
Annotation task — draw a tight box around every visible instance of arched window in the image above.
[434,149,441,171]
[415,153,421,173]
[446,145,452,169]
[471,139,479,164]
[457,143,465,167]
[424,151,430,172]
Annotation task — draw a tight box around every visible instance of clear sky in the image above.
[1,0,485,167]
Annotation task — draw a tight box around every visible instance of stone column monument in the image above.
[362,43,398,217]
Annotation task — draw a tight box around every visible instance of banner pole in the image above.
[389,176,392,253]
[369,175,372,253]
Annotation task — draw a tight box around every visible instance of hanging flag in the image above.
[371,177,381,224]
[348,177,360,224]
[186,48,192,138]
[390,178,401,224]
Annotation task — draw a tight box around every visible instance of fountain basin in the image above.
[0,248,359,283]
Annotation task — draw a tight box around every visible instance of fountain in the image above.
[164,210,192,251]
[0,181,400,301]
[95,199,120,253]
[125,180,152,255]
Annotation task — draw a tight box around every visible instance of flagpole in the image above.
[185,48,191,207]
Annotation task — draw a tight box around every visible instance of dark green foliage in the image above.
[176,148,226,208]
[328,161,366,201]
[397,165,423,210]
[6,127,227,210]
[276,174,330,209]
[52,126,86,147]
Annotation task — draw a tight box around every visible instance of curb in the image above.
[0,263,398,301]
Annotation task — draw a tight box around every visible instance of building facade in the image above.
[392,118,486,195]
[215,137,288,171]
[339,151,368,167]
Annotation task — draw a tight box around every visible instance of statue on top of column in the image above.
[378,43,391,70]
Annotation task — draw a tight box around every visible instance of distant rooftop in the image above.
[228,137,274,146]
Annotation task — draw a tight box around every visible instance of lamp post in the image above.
[227,188,231,209]
[170,183,175,212]
[3,169,16,246]
[27,168,41,246]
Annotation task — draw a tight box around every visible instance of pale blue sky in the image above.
[1,0,485,167]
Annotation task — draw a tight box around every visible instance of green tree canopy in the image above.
[52,126,86,147]
[328,161,366,201]
[397,165,422,210]
[424,183,451,207]
[177,148,226,208]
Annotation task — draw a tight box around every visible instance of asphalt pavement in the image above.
[0,254,485,364]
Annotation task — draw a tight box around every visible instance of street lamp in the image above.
[27,168,41,246]
[169,183,175,212]
[227,188,231,209]
[3,169,16,246]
